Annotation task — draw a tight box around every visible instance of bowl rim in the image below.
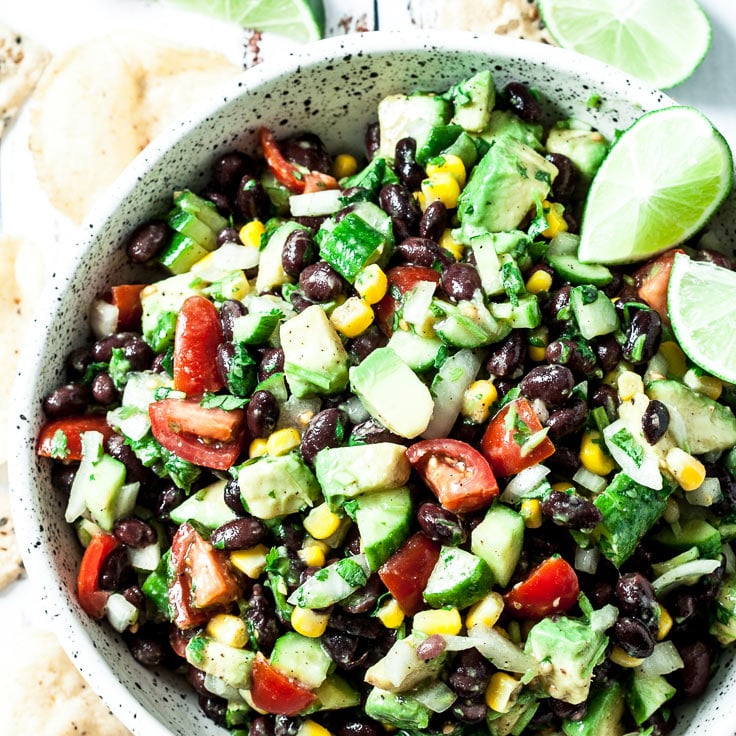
[8,29,687,736]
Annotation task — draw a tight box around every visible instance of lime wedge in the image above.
[538,0,711,89]
[668,253,736,383]
[578,107,733,265]
[167,0,325,43]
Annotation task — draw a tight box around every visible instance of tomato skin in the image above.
[77,533,119,618]
[504,556,580,620]
[634,249,684,324]
[173,295,224,395]
[149,400,245,470]
[374,265,441,336]
[481,397,555,478]
[36,415,114,461]
[151,398,245,442]
[251,652,317,716]
[378,532,441,616]
[406,438,499,514]
[110,284,146,331]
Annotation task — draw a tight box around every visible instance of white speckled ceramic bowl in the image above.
[9,31,736,736]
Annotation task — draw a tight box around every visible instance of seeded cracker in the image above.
[0,494,24,590]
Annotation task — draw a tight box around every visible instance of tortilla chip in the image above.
[0,23,51,136]
[0,628,132,735]
[30,33,240,223]
[0,493,24,590]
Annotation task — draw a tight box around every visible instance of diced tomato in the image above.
[406,438,499,514]
[303,170,339,193]
[504,556,580,620]
[110,284,146,331]
[149,399,245,470]
[173,295,224,395]
[634,248,684,324]
[481,397,555,478]
[77,533,119,618]
[374,265,441,336]
[36,415,114,461]
[169,522,242,629]
[250,652,317,716]
[378,532,440,616]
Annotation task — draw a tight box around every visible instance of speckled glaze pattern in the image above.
[8,31,736,736]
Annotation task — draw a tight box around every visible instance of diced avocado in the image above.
[158,232,210,275]
[140,273,204,351]
[281,304,349,398]
[174,189,229,233]
[314,442,411,509]
[365,633,446,692]
[255,221,304,294]
[416,124,464,166]
[525,614,609,705]
[570,285,619,339]
[562,682,625,736]
[386,329,445,372]
[480,109,544,151]
[185,634,254,690]
[432,297,508,349]
[364,687,431,731]
[350,487,413,571]
[469,231,531,296]
[168,208,217,250]
[309,674,361,711]
[423,546,493,609]
[317,212,388,282]
[269,632,332,689]
[457,137,557,237]
[647,379,736,454]
[710,571,736,645]
[288,555,369,609]
[625,671,675,726]
[377,92,452,160]
[546,123,609,192]
[447,70,496,133]
[169,479,237,530]
[441,130,479,169]
[349,347,434,438]
[655,517,723,559]
[339,156,390,194]
[237,452,321,519]
[487,688,539,736]
[471,504,525,587]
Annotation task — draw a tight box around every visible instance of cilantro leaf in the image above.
[200,392,249,411]
[49,429,70,460]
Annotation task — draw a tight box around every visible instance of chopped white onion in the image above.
[128,542,161,572]
[190,242,260,282]
[572,466,608,494]
[467,624,538,675]
[105,592,139,633]
[652,558,722,596]
[686,476,722,507]
[89,298,119,339]
[603,418,662,490]
[401,281,437,326]
[441,635,478,651]
[411,679,457,712]
[288,188,343,217]
[636,641,684,677]
[500,464,551,504]
[276,396,321,430]
[574,545,600,575]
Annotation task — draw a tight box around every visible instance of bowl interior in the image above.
[9,31,736,736]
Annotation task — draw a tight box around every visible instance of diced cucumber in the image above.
[141,549,171,616]
[270,632,332,689]
[489,295,542,329]
[169,479,237,530]
[159,232,210,275]
[317,212,388,282]
[570,285,619,339]
[310,674,361,711]
[423,546,493,609]
[471,504,525,587]
[254,371,288,402]
[232,310,281,345]
[562,682,625,736]
[433,298,508,348]
[387,329,445,372]
[547,232,580,257]
[288,555,370,609]
[625,671,675,726]
[654,518,723,559]
[168,208,217,250]
[185,634,254,690]
[487,688,539,736]
[174,189,229,233]
[546,253,613,286]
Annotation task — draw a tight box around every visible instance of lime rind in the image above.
[668,253,736,384]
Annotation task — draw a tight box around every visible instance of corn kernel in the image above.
[354,264,388,304]
[239,219,265,249]
[659,341,687,379]
[291,606,330,638]
[527,346,545,362]
[610,646,644,668]
[485,672,522,713]
[666,447,706,491]
[618,370,644,401]
[525,269,553,295]
[376,597,405,629]
[333,153,358,179]
[421,172,462,209]
[413,190,427,211]
[541,200,568,239]
[461,380,498,424]
[657,606,673,640]
[230,544,269,578]
[249,438,268,459]
[438,228,465,260]
[551,481,575,492]
[266,427,301,456]
[466,592,505,630]
[298,537,329,568]
[413,607,462,636]
[303,503,343,540]
[330,296,375,338]
[580,430,616,476]
[426,154,467,187]
[520,498,542,529]
[297,719,333,736]
[206,613,249,649]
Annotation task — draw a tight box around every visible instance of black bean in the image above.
[441,262,482,302]
[223,478,246,515]
[417,502,466,545]
[98,546,134,590]
[282,229,316,278]
[90,332,136,363]
[642,400,669,444]
[204,190,231,217]
[212,151,254,192]
[321,631,368,670]
[113,518,157,548]
[106,434,150,486]
[126,221,169,263]
[341,574,383,615]
[452,698,487,724]
[520,364,575,406]
[338,720,382,736]
[247,390,279,438]
[66,347,92,378]
[615,572,659,631]
[90,372,118,405]
[546,398,587,439]
[623,309,661,364]
[677,641,711,697]
[546,152,577,203]
[589,580,614,608]
[349,418,408,446]
[281,132,331,174]
[187,666,211,696]
[590,384,619,422]
[448,648,492,698]
[198,695,227,726]
[42,383,90,418]
[215,342,236,386]
[347,324,387,364]
[52,463,77,494]
[396,236,447,268]
[123,335,153,371]
[542,490,602,531]
[546,338,598,377]
[486,331,526,377]
[547,444,582,476]
[289,291,313,313]
[128,634,166,668]
[694,248,734,270]
[592,334,623,374]
[613,616,655,658]
[504,82,542,123]
[300,408,349,463]
[235,174,269,221]
[122,585,146,611]
[640,711,676,736]
[219,299,248,342]
[259,347,285,381]
[550,699,588,721]
[416,634,446,660]
[156,481,185,520]
[379,183,421,239]
[544,285,573,330]
[244,584,279,655]
[419,200,448,242]
[250,716,276,736]
[211,517,267,550]
[394,137,424,191]
[364,122,380,160]
[300,262,344,302]
[216,226,241,246]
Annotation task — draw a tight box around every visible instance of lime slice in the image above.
[578,107,733,265]
[538,0,711,89]
[668,252,736,383]
[167,0,325,43]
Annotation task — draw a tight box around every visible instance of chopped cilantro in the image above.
[226,343,258,397]
[200,392,249,411]
[108,347,132,390]
[49,429,70,460]
[336,557,368,588]
[81,361,109,384]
